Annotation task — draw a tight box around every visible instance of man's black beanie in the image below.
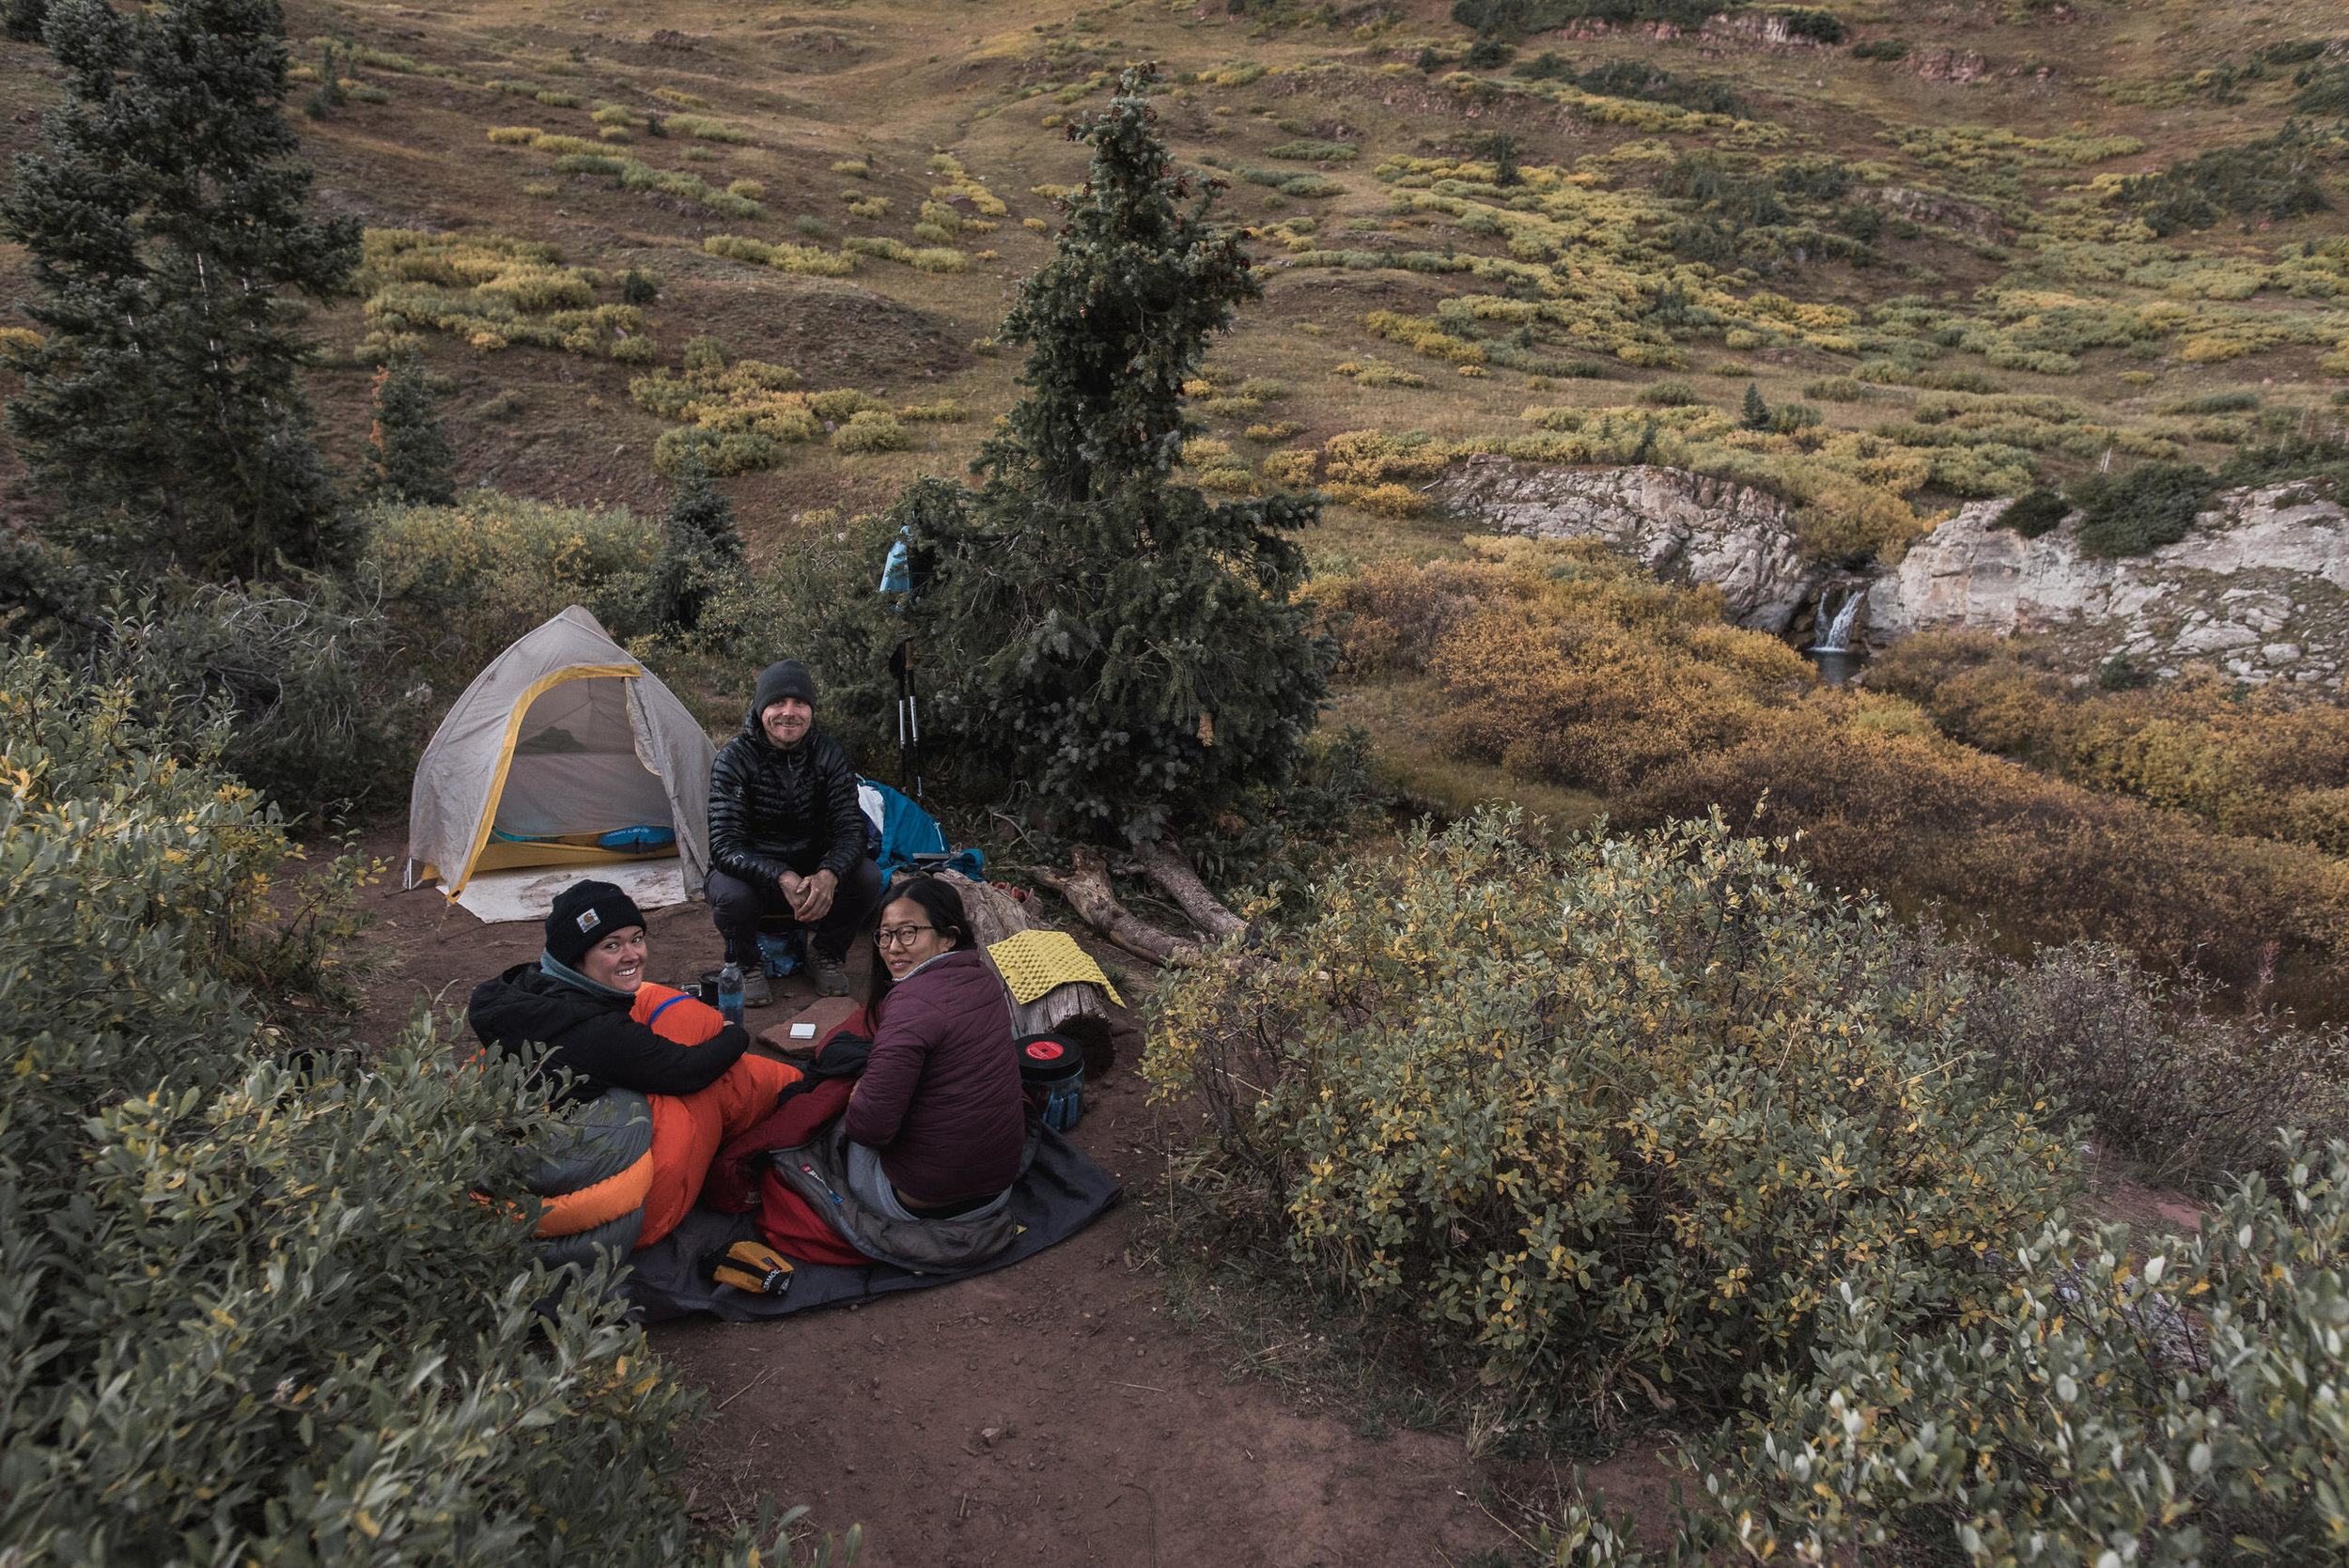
[545,879,647,969]
[754,659,817,714]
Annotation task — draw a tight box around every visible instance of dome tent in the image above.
[406,606,716,897]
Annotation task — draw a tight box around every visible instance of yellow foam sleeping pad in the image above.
[986,928,1125,1009]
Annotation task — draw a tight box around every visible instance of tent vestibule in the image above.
[406,606,717,897]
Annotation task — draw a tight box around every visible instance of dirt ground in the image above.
[351,826,1676,1567]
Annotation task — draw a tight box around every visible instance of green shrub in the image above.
[663,114,749,144]
[1240,168,1345,198]
[833,410,910,453]
[1951,938,2349,1188]
[354,229,649,360]
[1146,808,2077,1414]
[701,233,857,277]
[1850,38,1908,61]
[366,492,660,676]
[2164,389,2262,415]
[654,427,778,477]
[2070,460,2218,555]
[1640,1137,2349,1565]
[1562,57,1747,116]
[0,644,848,1565]
[1626,703,2349,1013]
[2292,62,2349,115]
[0,545,404,822]
[1996,487,2070,537]
[1639,376,1700,406]
[1266,139,1358,161]
[1872,631,2349,852]
[2110,124,2334,236]
[807,389,886,421]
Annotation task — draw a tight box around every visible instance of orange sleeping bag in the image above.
[627,985,799,1249]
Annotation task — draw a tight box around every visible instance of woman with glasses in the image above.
[839,877,1026,1221]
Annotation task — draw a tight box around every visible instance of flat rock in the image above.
[1439,457,1821,632]
[1866,482,2349,684]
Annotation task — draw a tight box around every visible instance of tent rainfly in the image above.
[406,606,717,896]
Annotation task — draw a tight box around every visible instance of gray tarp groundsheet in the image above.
[621,1126,1121,1323]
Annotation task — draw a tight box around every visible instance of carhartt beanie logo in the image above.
[545,879,646,968]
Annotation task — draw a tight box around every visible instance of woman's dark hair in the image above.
[863,876,977,1012]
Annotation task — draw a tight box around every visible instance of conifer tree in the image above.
[1,0,362,577]
[1741,380,1772,430]
[3,0,47,44]
[358,355,456,505]
[883,64,1330,848]
[647,457,740,633]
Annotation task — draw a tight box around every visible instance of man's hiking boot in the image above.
[742,968,773,1008]
[811,953,850,998]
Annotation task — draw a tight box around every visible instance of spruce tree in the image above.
[1741,380,1772,430]
[3,0,47,44]
[358,354,456,505]
[885,64,1330,848]
[1,0,362,577]
[648,457,740,633]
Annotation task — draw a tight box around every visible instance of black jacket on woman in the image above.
[707,706,867,885]
[468,964,750,1104]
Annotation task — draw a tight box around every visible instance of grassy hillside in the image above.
[3,0,2347,961]
[4,0,2342,545]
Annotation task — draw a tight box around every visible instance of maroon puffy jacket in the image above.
[841,949,1026,1204]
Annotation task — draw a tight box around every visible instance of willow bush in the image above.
[1563,1136,2349,1565]
[0,643,850,1563]
[363,491,660,688]
[1875,631,2349,853]
[1144,809,2078,1416]
[0,540,405,824]
[1320,546,2349,1016]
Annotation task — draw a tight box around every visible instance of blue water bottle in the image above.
[717,961,745,1027]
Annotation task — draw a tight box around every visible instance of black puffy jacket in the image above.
[468,963,751,1104]
[707,706,867,884]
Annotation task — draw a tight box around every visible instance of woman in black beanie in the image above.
[469,879,798,1252]
[469,879,753,1102]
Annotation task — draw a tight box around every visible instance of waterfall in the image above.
[1809,586,1863,653]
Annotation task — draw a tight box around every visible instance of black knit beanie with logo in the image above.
[545,879,647,969]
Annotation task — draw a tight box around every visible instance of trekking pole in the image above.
[890,637,925,799]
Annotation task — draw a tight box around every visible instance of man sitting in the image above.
[708,659,883,1001]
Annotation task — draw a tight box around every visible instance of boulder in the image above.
[1866,483,2349,685]
[1439,458,1821,632]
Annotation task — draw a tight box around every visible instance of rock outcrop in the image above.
[1439,458,1820,632]
[1867,483,2349,685]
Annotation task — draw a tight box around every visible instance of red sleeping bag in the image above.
[699,1006,879,1266]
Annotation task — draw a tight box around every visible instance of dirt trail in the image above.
[351,829,1672,1565]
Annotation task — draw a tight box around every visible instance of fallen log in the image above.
[1139,840,1245,940]
[1030,850,1206,968]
